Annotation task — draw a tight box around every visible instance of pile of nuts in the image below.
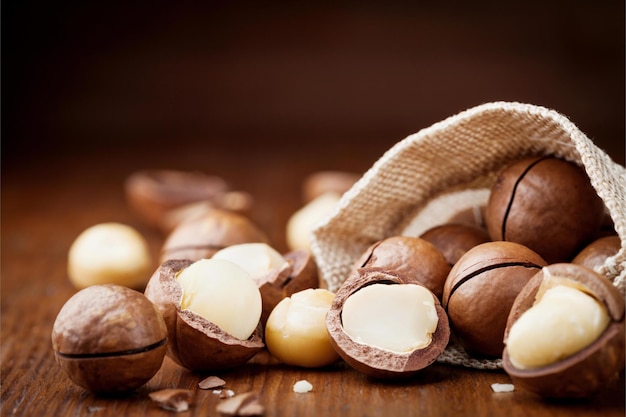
[52,158,624,407]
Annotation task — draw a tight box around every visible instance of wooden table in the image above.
[2,137,624,417]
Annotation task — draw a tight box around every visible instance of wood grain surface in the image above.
[2,2,624,416]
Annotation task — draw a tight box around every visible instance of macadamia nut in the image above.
[68,222,152,289]
[286,193,340,250]
[265,288,339,368]
[505,279,610,370]
[176,259,262,340]
[341,284,438,353]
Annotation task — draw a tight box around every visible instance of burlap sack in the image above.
[310,101,626,369]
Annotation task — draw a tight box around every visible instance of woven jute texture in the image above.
[310,101,626,370]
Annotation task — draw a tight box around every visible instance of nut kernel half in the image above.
[176,259,262,341]
[326,268,450,378]
[342,283,438,353]
[505,282,610,370]
[503,263,625,398]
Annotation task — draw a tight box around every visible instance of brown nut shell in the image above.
[144,260,264,372]
[485,156,605,264]
[302,171,360,203]
[354,236,451,300]
[419,223,491,266]
[572,235,621,271]
[125,170,231,228]
[160,209,269,263]
[51,284,168,393]
[503,263,625,398]
[442,241,547,358]
[326,268,450,379]
[258,249,319,325]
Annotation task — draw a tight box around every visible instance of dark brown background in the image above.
[3,1,625,169]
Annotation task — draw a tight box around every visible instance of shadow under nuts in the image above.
[442,241,547,358]
[144,259,265,372]
[326,268,450,379]
[485,156,605,264]
[503,263,625,398]
[51,284,168,393]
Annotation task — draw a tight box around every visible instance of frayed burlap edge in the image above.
[310,101,626,370]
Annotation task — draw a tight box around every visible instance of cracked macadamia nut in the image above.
[503,263,625,398]
[265,288,339,368]
[485,156,605,264]
[144,259,264,371]
[326,268,450,378]
[51,284,167,393]
[342,283,438,353]
[442,241,547,358]
[67,222,152,289]
[177,259,262,340]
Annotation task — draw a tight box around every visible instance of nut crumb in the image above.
[220,389,235,399]
[216,391,264,416]
[149,389,193,412]
[491,383,515,393]
[293,380,313,393]
[199,375,227,390]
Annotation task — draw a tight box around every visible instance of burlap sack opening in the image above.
[310,101,626,369]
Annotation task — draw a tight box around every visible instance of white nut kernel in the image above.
[265,288,340,368]
[293,380,313,393]
[286,192,340,250]
[212,243,290,284]
[341,284,438,353]
[67,222,152,289]
[506,283,610,370]
[176,259,262,340]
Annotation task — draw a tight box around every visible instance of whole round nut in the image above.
[160,208,269,263]
[67,222,152,290]
[419,223,491,266]
[485,156,605,264]
[503,263,625,398]
[572,235,621,271]
[326,267,450,379]
[51,284,168,393]
[144,259,265,372]
[354,236,451,300]
[442,241,547,358]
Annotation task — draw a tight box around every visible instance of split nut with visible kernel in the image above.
[326,268,450,378]
[503,263,625,398]
[51,284,168,393]
[144,258,265,371]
